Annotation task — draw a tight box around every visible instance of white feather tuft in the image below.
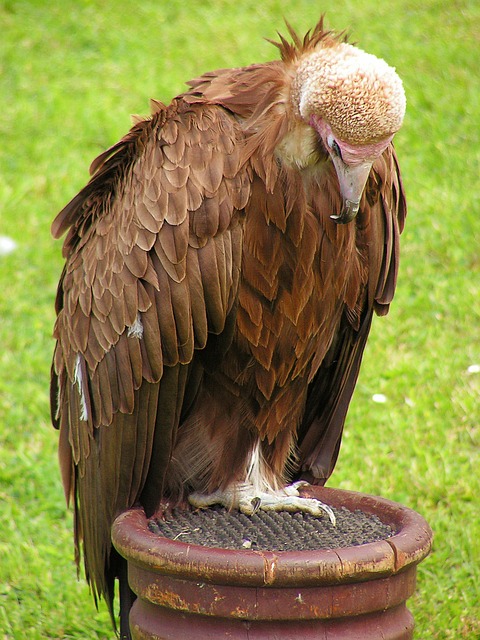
[74,353,89,422]
[127,313,144,339]
[246,441,276,494]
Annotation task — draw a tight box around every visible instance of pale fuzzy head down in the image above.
[294,42,406,144]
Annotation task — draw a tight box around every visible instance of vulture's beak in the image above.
[329,156,373,224]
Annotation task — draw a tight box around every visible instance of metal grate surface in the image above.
[148,506,395,551]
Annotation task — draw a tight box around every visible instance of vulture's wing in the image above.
[50,99,250,612]
[297,145,406,483]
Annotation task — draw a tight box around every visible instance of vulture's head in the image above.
[290,39,406,222]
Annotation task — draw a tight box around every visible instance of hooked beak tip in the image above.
[330,199,360,224]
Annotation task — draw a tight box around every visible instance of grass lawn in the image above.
[0,0,479,637]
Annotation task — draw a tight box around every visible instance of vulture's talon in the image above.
[251,496,262,514]
[189,483,336,526]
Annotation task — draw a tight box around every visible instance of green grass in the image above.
[1,0,478,637]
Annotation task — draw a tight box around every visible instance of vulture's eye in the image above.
[327,135,342,159]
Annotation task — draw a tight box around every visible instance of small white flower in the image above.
[467,364,480,374]
[405,397,415,407]
[0,236,17,256]
[372,393,387,403]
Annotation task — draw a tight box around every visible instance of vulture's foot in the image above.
[188,481,336,525]
[151,497,191,521]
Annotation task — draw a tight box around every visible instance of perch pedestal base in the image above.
[112,487,432,640]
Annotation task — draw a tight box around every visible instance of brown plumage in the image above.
[51,18,406,637]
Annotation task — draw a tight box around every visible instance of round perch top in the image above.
[112,487,432,588]
[148,505,394,551]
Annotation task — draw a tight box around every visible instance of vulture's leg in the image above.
[189,481,336,525]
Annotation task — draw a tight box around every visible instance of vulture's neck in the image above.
[274,121,321,170]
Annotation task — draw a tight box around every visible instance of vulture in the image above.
[51,17,406,638]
